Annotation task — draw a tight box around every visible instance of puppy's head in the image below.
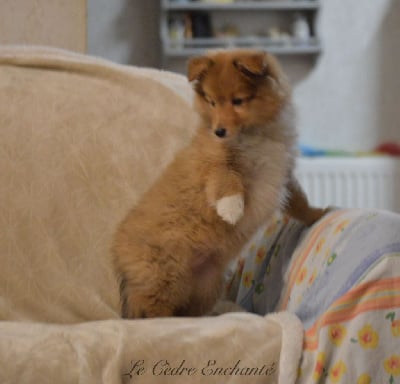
[187,49,290,141]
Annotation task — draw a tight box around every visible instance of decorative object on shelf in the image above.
[292,13,311,43]
[375,142,400,157]
[168,15,186,47]
[168,11,213,48]
[190,12,213,37]
[215,24,240,38]
[267,27,292,46]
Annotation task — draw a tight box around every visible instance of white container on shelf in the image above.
[292,13,310,43]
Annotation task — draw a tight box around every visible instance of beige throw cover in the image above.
[0,46,303,384]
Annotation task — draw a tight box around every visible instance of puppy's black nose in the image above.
[215,127,227,138]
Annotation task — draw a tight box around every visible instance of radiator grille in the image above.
[295,157,400,213]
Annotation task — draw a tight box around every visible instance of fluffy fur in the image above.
[112,49,326,318]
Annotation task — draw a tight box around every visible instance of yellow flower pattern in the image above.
[384,355,400,376]
[255,247,265,264]
[328,324,347,346]
[358,324,379,349]
[329,360,347,382]
[315,238,326,254]
[357,373,371,384]
[264,221,278,237]
[296,267,308,285]
[242,271,253,288]
[334,219,350,235]
[308,269,317,286]
[391,319,400,337]
[312,351,325,382]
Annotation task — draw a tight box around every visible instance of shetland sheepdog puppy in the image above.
[112,49,327,318]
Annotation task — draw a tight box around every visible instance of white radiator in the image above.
[295,157,400,213]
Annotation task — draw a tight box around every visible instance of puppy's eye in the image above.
[206,98,216,107]
[232,98,243,106]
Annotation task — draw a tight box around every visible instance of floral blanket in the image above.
[227,208,400,383]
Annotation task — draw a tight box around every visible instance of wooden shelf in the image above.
[160,0,322,68]
[164,37,321,56]
[162,1,320,11]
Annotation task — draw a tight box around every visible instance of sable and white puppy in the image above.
[112,49,326,318]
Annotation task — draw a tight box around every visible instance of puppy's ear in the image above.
[187,56,213,82]
[235,51,289,96]
[233,51,271,79]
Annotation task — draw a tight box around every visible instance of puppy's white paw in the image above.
[216,194,244,225]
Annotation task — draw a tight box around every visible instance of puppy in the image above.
[112,49,326,319]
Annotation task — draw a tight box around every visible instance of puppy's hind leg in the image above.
[120,278,176,318]
[117,252,191,319]
[285,176,331,226]
[118,277,171,319]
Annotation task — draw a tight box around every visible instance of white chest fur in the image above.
[237,106,296,236]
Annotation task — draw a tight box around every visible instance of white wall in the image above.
[87,0,160,67]
[0,0,86,52]
[87,1,400,152]
[294,0,400,151]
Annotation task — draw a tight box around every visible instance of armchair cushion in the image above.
[0,46,303,384]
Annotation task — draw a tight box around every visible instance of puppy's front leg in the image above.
[206,169,245,225]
